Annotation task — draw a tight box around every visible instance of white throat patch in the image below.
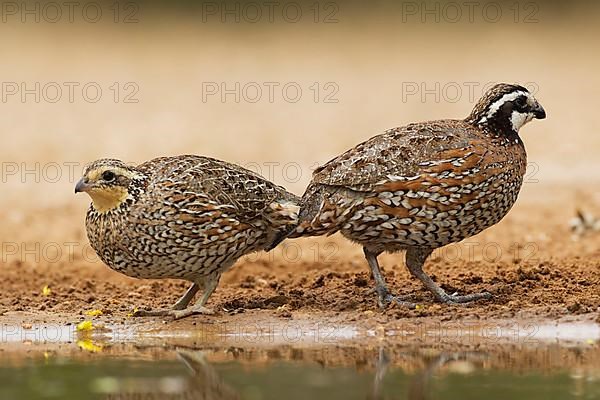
[510,110,534,131]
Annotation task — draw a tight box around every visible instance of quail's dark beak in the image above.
[533,103,546,119]
[75,178,90,194]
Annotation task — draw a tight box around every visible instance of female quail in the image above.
[75,155,300,319]
[289,83,546,308]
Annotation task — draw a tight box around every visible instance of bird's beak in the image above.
[75,178,90,194]
[533,102,546,119]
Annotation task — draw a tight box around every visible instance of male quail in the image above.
[75,155,300,319]
[287,83,546,308]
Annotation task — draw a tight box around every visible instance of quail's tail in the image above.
[265,184,341,251]
[264,191,301,251]
[266,223,299,251]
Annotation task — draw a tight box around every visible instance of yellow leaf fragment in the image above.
[76,320,94,331]
[42,286,51,296]
[126,307,139,318]
[84,309,103,317]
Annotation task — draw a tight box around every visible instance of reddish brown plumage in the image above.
[289,83,546,307]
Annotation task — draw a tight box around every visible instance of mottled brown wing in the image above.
[139,155,294,222]
[312,121,477,190]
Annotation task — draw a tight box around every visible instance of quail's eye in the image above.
[515,97,527,108]
[102,171,116,182]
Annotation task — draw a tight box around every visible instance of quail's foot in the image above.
[170,305,215,320]
[405,248,492,306]
[423,281,492,305]
[133,283,202,317]
[133,307,180,317]
[370,287,490,309]
[420,283,492,305]
[133,308,172,317]
[377,290,418,309]
[438,291,492,304]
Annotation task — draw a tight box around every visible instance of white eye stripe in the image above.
[477,91,529,125]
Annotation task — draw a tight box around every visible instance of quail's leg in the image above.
[364,247,417,309]
[169,276,220,320]
[173,283,201,309]
[134,283,200,317]
[405,247,491,304]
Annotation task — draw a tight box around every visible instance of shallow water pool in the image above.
[1,343,598,400]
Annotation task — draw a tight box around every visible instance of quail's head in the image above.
[467,83,546,135]
[75,159,144,212]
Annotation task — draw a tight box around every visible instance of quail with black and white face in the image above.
[283,83,545,308]
[75,155,300,319]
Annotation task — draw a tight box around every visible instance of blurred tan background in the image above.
[0,0,599,244]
